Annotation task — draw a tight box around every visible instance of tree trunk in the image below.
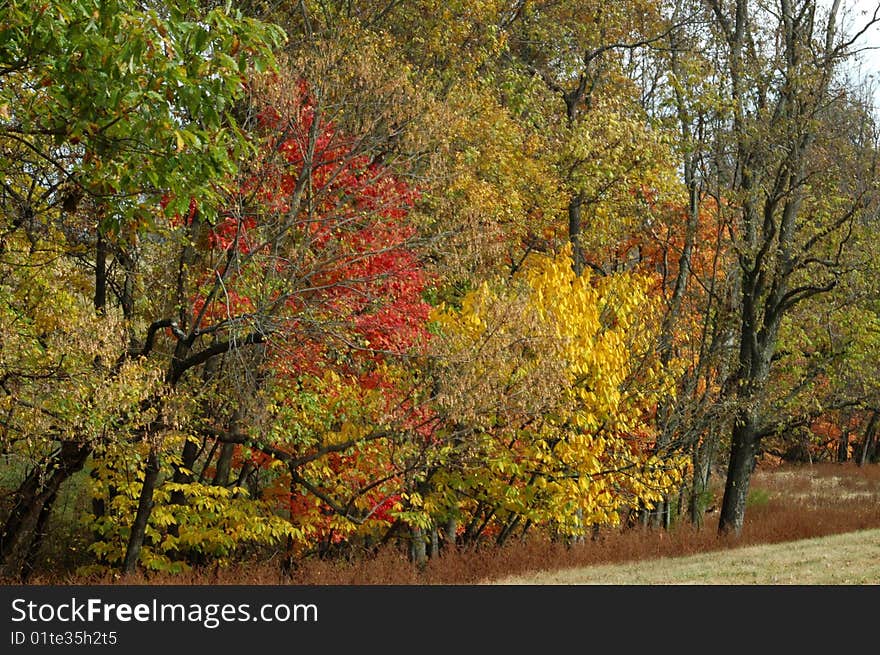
[170,438,199,501]
[213,441,236,486]
[718,412,759,536]
[676,483,686,520]
[428,526,439,559]
[858,410,878,466]
[0,442,90,577]
[649,498,671,530]
[0,467,41,567]
[94,229,107,312]
[496,514,521,546]
[119,247,136,320]
[444,517,457,548]
[409,525,427,567]
[689,431,715,526]
[122,449,161,574]
[837,429,849,463]
[639,503,650,528]
[568,193,585,276]
[213,410,243,487]
[20,487,58,582]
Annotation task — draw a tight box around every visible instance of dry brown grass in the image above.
[13,461,880,585]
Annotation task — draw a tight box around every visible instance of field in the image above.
[494,529,880,584]
[16,461,880,585]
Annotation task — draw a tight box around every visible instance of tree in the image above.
[0,0,283,578]
[427,247,689,545]
[88,65,437,573]
[704,0,879,535]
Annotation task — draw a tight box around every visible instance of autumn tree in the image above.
[0,0,283,578]
[622,0,741,527]
[704,0,880,534]
[426,247,689,547]
[83,46,444,572]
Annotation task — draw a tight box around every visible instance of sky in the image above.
[837,0,880,110]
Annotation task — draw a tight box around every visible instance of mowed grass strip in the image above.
[492,528,880,585]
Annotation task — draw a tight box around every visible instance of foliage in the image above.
[0,0,284,226]
[2,0,880,578]
[429,248,689,538]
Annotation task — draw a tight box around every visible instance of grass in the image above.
[10,460,880,585]
[493,529,880,584]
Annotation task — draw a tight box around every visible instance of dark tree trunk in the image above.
[0,442,90,577]
[0,467,41,566]
[165,436,202,557]
[858,410,878,466]
[281,477,298,576]
[677,483,686,520]
[122,449,161,574]
[119,248,136,320]
[89,468,116,567]
[638,502,650,528]
[20,487,58,582]
[213,410,243,487]
[568,193,585,276]
[496,514,521,546]
[94,230,107,312]
[170,438,200,500]
[428,526,439,559]
[718,412,759,536]
[837,429,850,463]
[461,503,486,545]
[648,499,671,530]
[213,441,236,486]
[444,517,457,548]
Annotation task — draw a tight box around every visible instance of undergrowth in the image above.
[9,462,880,585]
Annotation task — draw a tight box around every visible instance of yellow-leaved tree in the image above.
[425,247,689,545]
